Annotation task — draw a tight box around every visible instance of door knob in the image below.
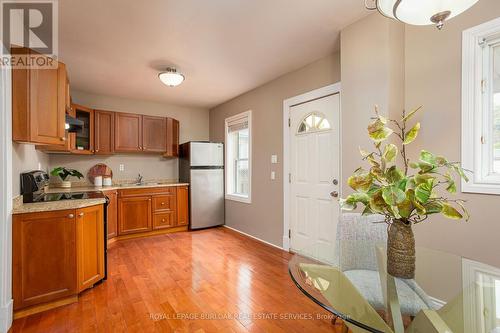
[332,179,338,185]
[330,191,339,198]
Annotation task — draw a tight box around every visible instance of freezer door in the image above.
[190,169,225,229]
[190,142,224,167]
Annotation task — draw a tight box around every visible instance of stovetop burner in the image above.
[23,191,105,203]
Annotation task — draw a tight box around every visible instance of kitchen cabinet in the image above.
[143,116,167,152]
[114,112,142,152]
[104,190,118,239]
[13,209,77,310]
[164,117,179,158]
[118,196,152,234]
[76,205,105,292]
[13,205,106,313]
[12,48,67,145]
[94,110,115,154]
[72,104,94,154]
[176,185,189,226]
[152,193,176,230]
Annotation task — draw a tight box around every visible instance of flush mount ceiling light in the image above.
[366,0,479,29]
[158,67,185,87]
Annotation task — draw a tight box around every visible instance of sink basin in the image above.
[119,182,158,187]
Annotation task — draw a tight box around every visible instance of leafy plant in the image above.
[340,106,470,225]
[50,167,84,182]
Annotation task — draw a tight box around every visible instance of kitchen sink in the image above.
[119,182,159,187]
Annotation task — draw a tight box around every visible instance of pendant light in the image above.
[158,67,185,87]
[367,0,480,29]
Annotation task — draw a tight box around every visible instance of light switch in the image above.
[271,155,278,164]
[271,171,276,180]
[119,164,125,172]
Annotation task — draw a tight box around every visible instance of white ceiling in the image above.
[59,0,369,108]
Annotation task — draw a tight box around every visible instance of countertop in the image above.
[13,182,189,214]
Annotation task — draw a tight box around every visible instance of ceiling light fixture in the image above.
[158,67,185,87]
[366,0,479,30]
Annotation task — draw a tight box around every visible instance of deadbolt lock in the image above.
[332,179,338,185]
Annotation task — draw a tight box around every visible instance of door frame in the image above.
[282,82,342,251]
[0,45,14,332]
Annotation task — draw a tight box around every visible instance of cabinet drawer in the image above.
[153,212,175,230]
[152,195,175,212]
[119,186,174,197]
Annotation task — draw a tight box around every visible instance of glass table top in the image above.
[289,242,500,333]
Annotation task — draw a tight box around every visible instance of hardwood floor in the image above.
[10,227,347,333]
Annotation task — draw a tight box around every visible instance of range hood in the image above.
[65,114,83,133]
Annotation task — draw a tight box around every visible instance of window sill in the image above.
[225,194,252,204]
[461,181,500,195]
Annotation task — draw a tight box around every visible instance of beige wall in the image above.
[12,144,49,195]
[209,53,341,247]
[49,91,210,184]
[405,0,500,268]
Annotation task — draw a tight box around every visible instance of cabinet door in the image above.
[176,186,189,226]
[115,112,142,152]
[118,196,152,235]
[94,110,115,154]
[143,116,166,152]
[76,205,105,292]
[164,118,179,158]
[13,210,77,310]
[103,190,118,239]
[72,104,95,154]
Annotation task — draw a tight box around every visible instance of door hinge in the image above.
[288,173,291,183]
[288,118,291,127]
[481,135,486,144]
[288,229,291,239]
[481,79,486,94]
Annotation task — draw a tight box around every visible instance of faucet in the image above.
[136,173,143,184]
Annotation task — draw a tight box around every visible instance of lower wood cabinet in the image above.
[176,186,189,226]
[13,204,105,312]
[76,205,105,292]
[103,190,118,239]
[118,196,152,235]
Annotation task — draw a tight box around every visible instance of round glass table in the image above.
[289,242,500,333]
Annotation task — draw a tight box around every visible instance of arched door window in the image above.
[297,112,331,134]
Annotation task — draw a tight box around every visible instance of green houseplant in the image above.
[340,106,469,279]
[50,167,84,188]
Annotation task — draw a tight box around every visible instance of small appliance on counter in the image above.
[179,142,225,229]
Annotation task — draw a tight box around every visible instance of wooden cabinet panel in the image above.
[142,116,166,152]
[119,186,174,198]
[72,104,94,154]
[153,212,175,230]
[104,190,118,239]
[76,205,104,292]
[118,196,152,235]
[12,48,66,145]
[176,186,189,226]
[164,118,179,158]
[13,210,77,310]
[152,194,175,212]
[94,110,114,154]
[114,112,142,152]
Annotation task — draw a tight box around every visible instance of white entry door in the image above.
[289,93,340,264]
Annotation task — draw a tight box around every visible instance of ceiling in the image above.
[59,0,369,108]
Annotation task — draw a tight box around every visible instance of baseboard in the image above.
[429,296,446,310]
[223,225,284,251]
[0,299,13,333]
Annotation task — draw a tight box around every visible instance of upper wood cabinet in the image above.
[12,48,66,145]
[143,116,167,152]
[114,112,142,152]
[94,110,115,154]
[164,117,180,158]
[76,205,105,292]
[72,104,94,154]
[13,209,77,310]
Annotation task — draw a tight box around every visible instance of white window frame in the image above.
[224,110,252,204]
[462,17,500,195]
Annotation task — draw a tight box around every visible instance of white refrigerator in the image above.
[179,142,225,229]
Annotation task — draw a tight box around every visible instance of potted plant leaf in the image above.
[340,106,469,279]
[50,167,84,188]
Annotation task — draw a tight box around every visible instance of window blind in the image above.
[227,119,248,133]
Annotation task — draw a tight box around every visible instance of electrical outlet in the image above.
[271,171,276,180]
[119,164,124,172]
[271,155,278,164]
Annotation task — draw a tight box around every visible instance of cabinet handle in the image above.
[148,198,152,201]
[94,149,98,153]
[161,202,165,205]
[60,137,66,142]
[78,212,84,217]
[161,218,165,222]
[68,214,74,218]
